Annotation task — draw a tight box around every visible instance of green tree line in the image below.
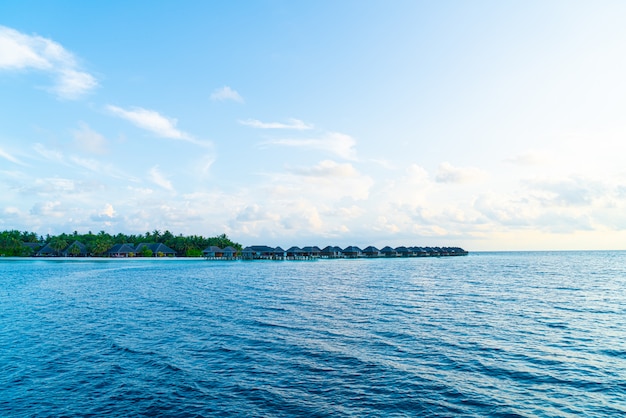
[0,229,242,257]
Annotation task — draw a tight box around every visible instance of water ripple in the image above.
[1,252,626,416]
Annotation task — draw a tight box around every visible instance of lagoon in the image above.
[1,252,625,416]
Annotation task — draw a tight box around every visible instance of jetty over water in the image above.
[203,245,468,260]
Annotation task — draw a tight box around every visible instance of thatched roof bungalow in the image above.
[135,243,176,257]
[202,246,223,258]
[242,245,276,259]
[286,246,306,259]
[63,240,88,257]
[321,245,342,258]
[36,243,61,257]
[343,246,362,258]
[301,246,321,257]
[362,246,381,257]
[107,243,135,257]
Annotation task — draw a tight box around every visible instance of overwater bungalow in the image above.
[242,245,276,260]
[203,243,466,261]
[286,246,306,259]
[362,246,381,257]
[222,246,239,259]
[343,246,362,258]
[411,246,428,257]
[321,245,342,258]
[380,246,397,257]
[202,245,223,258]
[272,246,286,260]
[302,246,321,258]
[395,246,412,257]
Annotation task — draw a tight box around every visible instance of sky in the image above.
[2,1,626,251]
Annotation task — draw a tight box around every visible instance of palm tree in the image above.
[50,238,68,256]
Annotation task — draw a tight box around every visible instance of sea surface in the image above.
[1,251,625,417]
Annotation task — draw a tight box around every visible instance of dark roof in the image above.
[246,245,276,252]
[107,243,135,255]
[36,243,59,256]
[152,243,175,254]
[63,240,88,256]
[135,243,176,255]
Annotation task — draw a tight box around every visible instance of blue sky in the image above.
[2,1,626,250]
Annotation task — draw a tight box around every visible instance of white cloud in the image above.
[0,25,97,99]
[107,105,211,148]
[505,150,550,166]
[527,176,603,207]
[148,166,174,192]
[72,122,108,154]
[0,147,26,166]
[435,162,487,184]
[235,204,278,223]
[264,160,373,201]
[30,200,63,217]
[91,203,118,223]
[210,86,244,102]
[406,164,430,183]
[193,154,216,177]
[264,132,357,160]
[32,143,65,163]
[3,207,21,218]
[239,118,313,130]
[107,105,188,139]
[289,160,358,178]
[69,155,137,181]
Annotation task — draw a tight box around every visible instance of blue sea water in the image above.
[1,251,625,417]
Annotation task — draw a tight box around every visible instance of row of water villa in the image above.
[206,245,468,260]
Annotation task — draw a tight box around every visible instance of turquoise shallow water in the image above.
[1,252,625,417]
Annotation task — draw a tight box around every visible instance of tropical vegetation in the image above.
[0,229,242,257]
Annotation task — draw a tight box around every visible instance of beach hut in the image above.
[36,243,60,257]
[63,240,88,257]
[107,243,135,257]
[135,243,176,257]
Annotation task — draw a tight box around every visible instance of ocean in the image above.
[1,251,625,417]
